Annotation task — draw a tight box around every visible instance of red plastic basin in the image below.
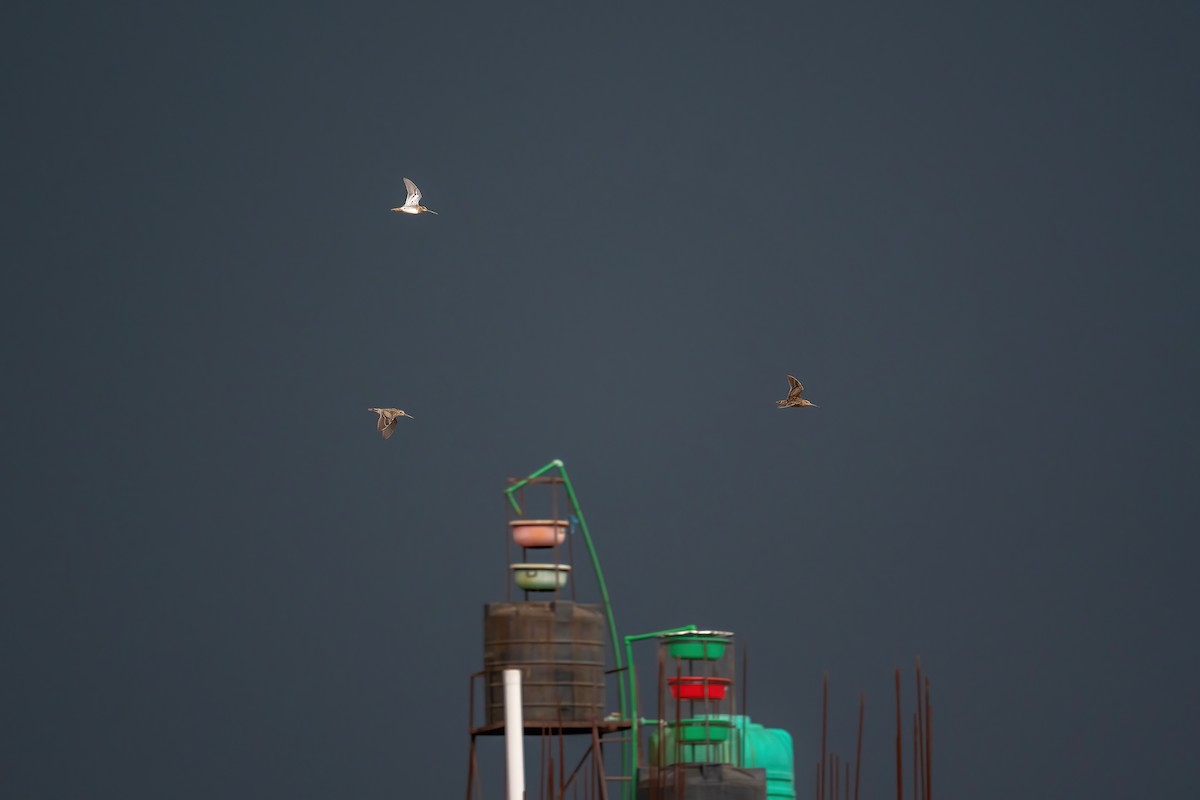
[668,677,732,700]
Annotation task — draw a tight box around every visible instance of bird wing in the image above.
[786,375,804,395]
[381,419,396,439]
[376,412,388,431]
[402,177,421,206]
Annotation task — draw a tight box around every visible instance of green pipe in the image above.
[622,625,698,800]
[556,463,626,716]
[504,459,561,513]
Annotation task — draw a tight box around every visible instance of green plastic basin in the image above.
[666,635,729,660]
[511,563,571,591]
[673,718,733,743]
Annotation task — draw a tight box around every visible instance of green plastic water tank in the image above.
[648,715,795,800]
[743,720,795,800]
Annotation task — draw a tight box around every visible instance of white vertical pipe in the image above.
[503,668,526,800]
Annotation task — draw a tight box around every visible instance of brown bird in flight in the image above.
[777,375,819,409]
[368,407,414,439]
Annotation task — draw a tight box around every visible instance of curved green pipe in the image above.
[504,460,626,717]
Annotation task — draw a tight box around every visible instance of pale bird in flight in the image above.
[777,375,819,409]
[368,407,414,439]
[391,177,438,215]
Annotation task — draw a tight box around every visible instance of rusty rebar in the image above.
[550,728,556,800]
[656,645,665,798]
[912,714,919,800]
[741,640,749,766]
[673,659,682,776]
[466,738,478,800]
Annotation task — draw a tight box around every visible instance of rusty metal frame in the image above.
[466,670,632,800]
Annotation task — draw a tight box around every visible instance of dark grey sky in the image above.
[4,2,1198,798]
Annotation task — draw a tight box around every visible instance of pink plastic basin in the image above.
[509,519,568,548]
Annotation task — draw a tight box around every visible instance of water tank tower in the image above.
[465,461,630,800]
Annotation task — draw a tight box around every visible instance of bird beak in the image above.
[405,413,414,419]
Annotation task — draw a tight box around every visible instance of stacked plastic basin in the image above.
[661,632,735,746]
[508,519,571,592]
[652,630,795,800]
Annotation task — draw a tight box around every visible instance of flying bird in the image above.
[368,407,414,439]
[777,375,819,409]
[391,177,438,215]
